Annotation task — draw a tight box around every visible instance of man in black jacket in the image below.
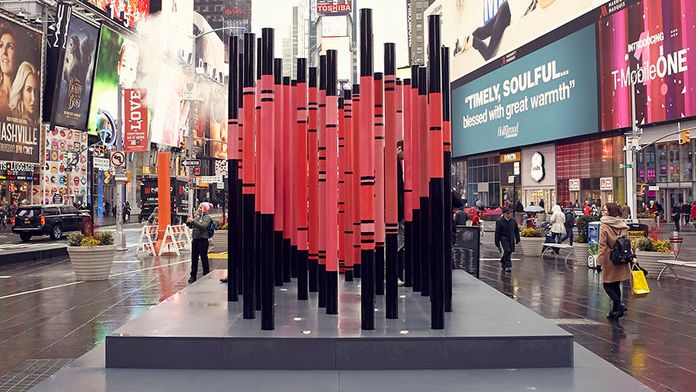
[495,209,520,273]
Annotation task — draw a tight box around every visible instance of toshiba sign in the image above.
[317,1,352,15]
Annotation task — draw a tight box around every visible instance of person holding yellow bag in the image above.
[597,203,632,320]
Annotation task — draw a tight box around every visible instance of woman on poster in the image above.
[0,28,18,115]
[9,61,39,125]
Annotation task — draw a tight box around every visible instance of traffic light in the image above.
[680,129,691,145]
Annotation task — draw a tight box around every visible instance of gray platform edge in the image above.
[105,269,573,370]
[0,245,67,265]
[105,333,573,370]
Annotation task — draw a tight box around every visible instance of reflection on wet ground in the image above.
[0,229,694,392]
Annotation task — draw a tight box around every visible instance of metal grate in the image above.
[0,359,72,392]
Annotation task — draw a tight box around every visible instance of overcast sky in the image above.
[252,0,409,70]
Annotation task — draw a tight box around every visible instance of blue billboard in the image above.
[451,24,599,157]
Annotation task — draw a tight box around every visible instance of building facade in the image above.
[407,0,433,66]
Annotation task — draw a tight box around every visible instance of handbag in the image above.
[631,264,650,296]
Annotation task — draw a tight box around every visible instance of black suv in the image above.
[12,204,87,242]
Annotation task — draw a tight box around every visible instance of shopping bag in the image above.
[631,264,650,296]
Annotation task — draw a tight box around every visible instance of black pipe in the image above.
[442,45,453,313]
[384,43,398,319]
[317,55,327,308]
[237,51,244,296]
[359,8,375,330]
[297,58,309,301]
[326,50,338,315]
[308,66,319,293]
[254,36,263,313]
[352,83,361,280]
[410,67,421,293]
[428,15,444,329]
[272,58,284,287]
[403,77,413,289]
[260,28,275,330]
[418,66,430,298]
[227,35,239,302]
[343,87,354,283]
[241,33,256,319]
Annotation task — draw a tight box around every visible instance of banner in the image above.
[87,26,141,142]
[123,88,148,152]
[86,0,149,30]
[0,15,43,165]
[451,25,598,157]
[52,15,99,130]
[598,0,696,130]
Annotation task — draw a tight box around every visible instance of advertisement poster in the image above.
[42,128,88,205]
[192,13,227,159]
[87,0,149,30]
[123,88,148,152]
[451,25,599,157]
[0,14,43,164]
[52,16,99,130]
[87,26,141,139]
[598,0,696,130]
[426,0,603,81]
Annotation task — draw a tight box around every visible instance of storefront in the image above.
[521,145,556,209]
[556,135,625,207]
[0,162,39,208]
[465,154,500,207]
[634,120,696,221]
[499,152,521,210]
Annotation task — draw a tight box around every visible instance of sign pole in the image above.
[115,87,126,251]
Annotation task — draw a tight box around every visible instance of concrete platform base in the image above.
[105,270,573,370]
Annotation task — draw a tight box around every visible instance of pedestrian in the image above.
[672,204,681,232]
[0,206,6,229]
[560,206,575,245]
[187,202,213,283]
[597,203,631,320]
[515,200,524,214]
[123,201,131,222]
[494,208,520,273]
[147,207,159,225]
[583,202,591,217]
[621,202,631,219]
[538,198,545,210]
[104,200,111,217]
[681,202,691,225]
[471,209,481,227]
[475,198,483,210]
[574,199,580,208]
[691,201,696,228]
[549,204,566,243]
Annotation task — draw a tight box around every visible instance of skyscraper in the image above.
[194,0,252,41]
[406,0,433,65]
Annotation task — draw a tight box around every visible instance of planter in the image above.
[635,250,671,279]
[518,237,545,257]
[637,218,654,227]
[573,243,589,265]
[68,245,117,281]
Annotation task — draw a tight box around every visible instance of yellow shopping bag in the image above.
[632,264,650,296]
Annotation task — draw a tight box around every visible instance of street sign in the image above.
[508,175,515,184]
[182,159,201,167]
[94,157,110,171]
[620,163,633,169]
[110,151,126,167]
[199,175,223,185]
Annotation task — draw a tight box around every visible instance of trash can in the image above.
[82,214,94,237]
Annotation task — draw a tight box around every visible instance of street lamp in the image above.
[185,26,247,217]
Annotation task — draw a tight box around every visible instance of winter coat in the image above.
[691,203,696,219]
[597,216,632,283]
[187,213,213,240]
[495,216,520,252]
[549,206,566,235]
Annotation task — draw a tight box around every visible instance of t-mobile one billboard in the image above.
[451,24,599,157]
[599,0,696,130]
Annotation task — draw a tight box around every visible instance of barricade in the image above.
[135,225,159,256]
[159,224,192,256]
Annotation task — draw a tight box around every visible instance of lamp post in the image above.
[186,26,247,217]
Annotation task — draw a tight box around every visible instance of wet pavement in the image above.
[0,222,693,391]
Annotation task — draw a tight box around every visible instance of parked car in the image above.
[11,204,88,242]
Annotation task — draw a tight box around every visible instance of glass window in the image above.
[61,206,79,214]
[17,208,38,218]
[44,207,60,216]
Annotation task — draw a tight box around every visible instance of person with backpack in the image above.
[560,205,575,245]
[549,204,566,243]
[597,203,633,320]
[186,202,214,283]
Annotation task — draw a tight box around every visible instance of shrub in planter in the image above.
[519,227,545,256]
[575,216,596,243]
[632,237,671,278]
[67,231,117,281]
